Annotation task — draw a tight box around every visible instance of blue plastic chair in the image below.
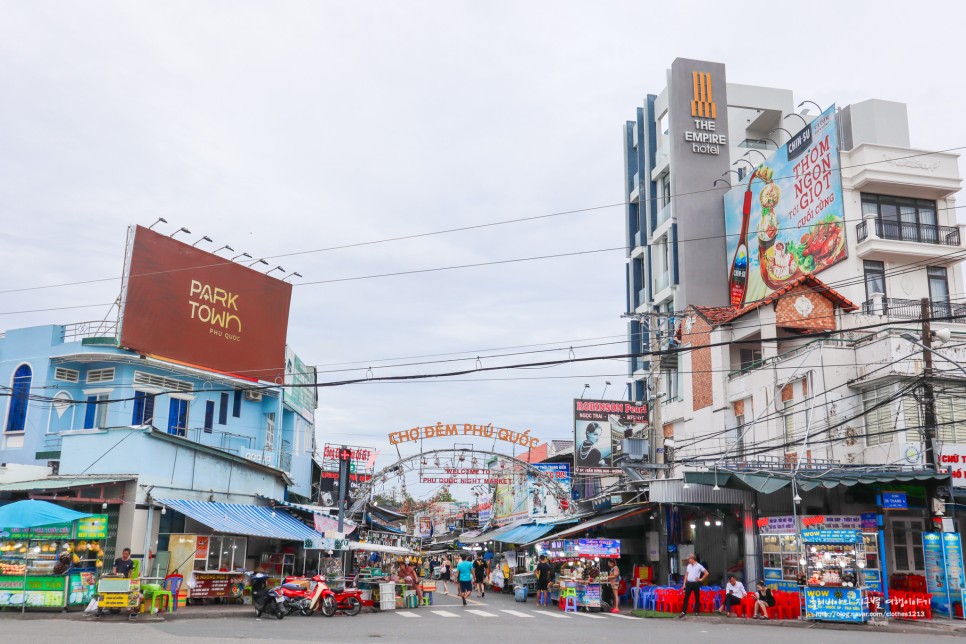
[162,575,183,612]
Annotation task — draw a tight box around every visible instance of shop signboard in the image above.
[882,492,908,510]
[801,529,862,544]
[941,444,966,487]
[760,515,872,534]
[321,444,377,474]
[804,587,865,622]
[303,537,349,551]
[924,532,965,616]
[195,536,210,560]
[576,583,601,608]
[190,572,246,598]
[284,348,317,421]
[118,225,293,382]
[573,399,647,476]
[75,515,109,540]
[67,571,97,606]
[723,105,845,306]
[0,574,66,607]
[0,514,108,540]
[577,538,620,558]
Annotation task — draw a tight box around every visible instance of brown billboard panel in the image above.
[119,225,293,382]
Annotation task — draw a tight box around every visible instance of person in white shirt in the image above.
[718,575,746,616]
[678,554,709,618]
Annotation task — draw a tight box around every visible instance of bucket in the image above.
[514,586,528,603]
[380,598,396,611]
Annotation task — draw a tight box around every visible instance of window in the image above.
[167,398,190,436]
[204,400,215,433]
[264,412,276,451]
[86,368,115,384]
[131,391,156,425]
[862,194,939,243]
[863,260,887,302]
[219,392,229,425]
[783,401,796,444]
[206,535,247,572]
[84,393,109,429]
[232,390,242,418]
[54,367,79,383]
[928,266,950,317]
[5,364,32,432]
[892,518,925,573]
[863,386,899,446]
[739,348,763,370]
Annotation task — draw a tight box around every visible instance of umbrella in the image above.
[0,499,92,528]
[0,500,93,615]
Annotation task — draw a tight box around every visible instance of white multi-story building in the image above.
[621,57,963,588]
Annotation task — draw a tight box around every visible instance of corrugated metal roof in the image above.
[0,477,133,492]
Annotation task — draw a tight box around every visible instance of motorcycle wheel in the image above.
[273,605,285,620]
[320,595,337,617]
[300,601,314,617]
[255,607,263,618]
[344,597,362,617]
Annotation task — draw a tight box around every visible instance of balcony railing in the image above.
[62,320,119,343]
[654,202,672,230]
[653,272,670,294]
[861,297,966,321]
[654,142,669,168]
[856,220,960,246]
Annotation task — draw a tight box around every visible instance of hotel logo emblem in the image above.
[691,71,716,119]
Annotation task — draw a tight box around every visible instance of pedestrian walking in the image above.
[456,553,475,606]
[473,553,487,598]
[678,554,708,618]
[752,580,776,619]
[438,555,452,595]
[718,574,746,616]
[535,555,551,606]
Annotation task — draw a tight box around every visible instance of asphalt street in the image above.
[2,590,962,643]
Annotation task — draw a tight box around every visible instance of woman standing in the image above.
[438,555,452,595]
[606,559,621,613]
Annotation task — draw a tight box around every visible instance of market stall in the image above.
[802,528,868,623]
[347,541,419,611]
[537,537,620,611]
[759,514,882,592]
[0,513,108,610]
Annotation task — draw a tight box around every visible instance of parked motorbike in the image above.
[282,575,361,617]
[276,579,315,616]
[250,572,285,620]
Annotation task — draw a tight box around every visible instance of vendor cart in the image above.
[95,575,140,618]
[802,528,867,623]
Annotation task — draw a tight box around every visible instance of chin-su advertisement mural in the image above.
[724,105,845,306]
[118,225,293,382]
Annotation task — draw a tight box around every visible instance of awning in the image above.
[0,476,134,492]
[157,499,324,542]
[494,523,557,545]
[363,514,405,534]
[682,469,949,494]
[528,506,652,544]
[367,504,407,523]
[262,497,358,534]
[348,542,414,555]
[460,525,511,544]
[683,471,791,495]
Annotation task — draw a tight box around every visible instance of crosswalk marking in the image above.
[531,609,571,618]
[465,609,499,617]
[431,610,459,617]
[499,609,534,618]
[574,612,607,619]
[395,611,419,617]
[608,613,637,619]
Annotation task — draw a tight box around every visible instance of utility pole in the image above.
[648,311,666,479]
[921,298,939,470]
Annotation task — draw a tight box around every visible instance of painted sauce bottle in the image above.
[728,188,753,307]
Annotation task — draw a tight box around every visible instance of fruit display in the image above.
[0,561,26,575]
[0,539,105,576]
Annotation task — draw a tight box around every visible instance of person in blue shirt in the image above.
[456,553,475,606]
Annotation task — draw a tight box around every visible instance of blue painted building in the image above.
[0,320,318,561]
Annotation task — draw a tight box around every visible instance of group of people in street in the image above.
[679,554,777,619]
[428,553,489,606]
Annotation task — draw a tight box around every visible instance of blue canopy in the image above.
[494,523,557,545]
[157,499,324,542]
[0,499,92,529]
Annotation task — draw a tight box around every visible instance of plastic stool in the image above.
[422,592,433,606]
[561,587,578,613]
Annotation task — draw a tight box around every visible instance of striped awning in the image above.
[157,499,324,542]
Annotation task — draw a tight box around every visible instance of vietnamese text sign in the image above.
[882,492,908,510]
[723,105,845,306]
[321,444,377,474]
[190,573,246,598]
[577,538,620,558]
[119,225,292,381]
[574,400,647,475]
[420,468,512,485]
[801,529,862,544]
[388,423,540,448]
[940,445,966,487]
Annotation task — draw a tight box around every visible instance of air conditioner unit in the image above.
[244,390,263,402]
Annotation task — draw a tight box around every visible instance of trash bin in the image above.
[514,585,528,602]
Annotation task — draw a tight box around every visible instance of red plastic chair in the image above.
[734,595,756,618]
[699,589,717,613]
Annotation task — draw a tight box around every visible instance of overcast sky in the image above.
[1,2,964,490]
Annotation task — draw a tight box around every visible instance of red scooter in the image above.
[281,575,362,617]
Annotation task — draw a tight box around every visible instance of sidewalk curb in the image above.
[672,613,966,637]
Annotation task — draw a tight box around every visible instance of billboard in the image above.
[724,105,845,306]
[119,225,293,382]
[528,463,571,518]
[285,349,318,421]
[574,400,648,475]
